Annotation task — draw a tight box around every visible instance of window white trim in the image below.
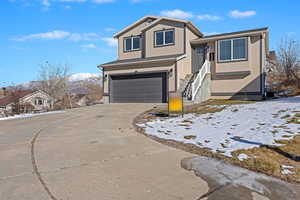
[218,37,248,62]
[154,29,175,47]
[124,36,141,52]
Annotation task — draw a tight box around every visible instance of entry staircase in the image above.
[182,60,211,102]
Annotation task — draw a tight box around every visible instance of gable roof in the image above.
[113,15,203,38]
[0,90,33,106]
[191,27,269,44]
[140,16,203,37]
[113,15,158,38]
[0,90,53,106]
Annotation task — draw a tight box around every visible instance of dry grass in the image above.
[205,99,255,106]
[134,98,300,183]
[230,136,300,183]
[287,113,300,124]
[146,99,254,117]
[184,135,197,140]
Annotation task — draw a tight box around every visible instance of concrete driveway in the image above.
[0,104,208,200]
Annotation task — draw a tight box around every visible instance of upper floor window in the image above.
[124,36,141,52]
[155,29,175,47]
[218,37,247,62]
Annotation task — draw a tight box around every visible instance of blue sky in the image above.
[0,0,299,86]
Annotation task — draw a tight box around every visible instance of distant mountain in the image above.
[11,73,102,95]
[68,73,100,82]
[68,73,102,95]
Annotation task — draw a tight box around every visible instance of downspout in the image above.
[175,61,178,92]
[259,34,263,98]
[183,25,186,54]
[102,67,104,100]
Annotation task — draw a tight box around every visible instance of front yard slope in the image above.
[135,96,300,183]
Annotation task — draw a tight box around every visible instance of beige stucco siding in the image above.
[145,20,185,58]
[176,27,199,89]
[103,62,176,94]
[211,35,263,95]
[117,21,150,60]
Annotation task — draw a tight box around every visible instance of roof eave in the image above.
[113,15,158,38]
[100,57,180,68]
[191,28,269,45]
[140,17,203,37]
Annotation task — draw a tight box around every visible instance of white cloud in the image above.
[9,46,27,51]
[57,0,114,3]
[130,0,150,2]
[12,31,119,49]
[63,5,72,9]
[101,37,117,47]
[58,0,87,2]
[197,14,221,21]
[160,9,194,19]
[80,43,97,49]
[229,10,256,18]
[37,0,114,8]
[11,31,104,42]
[12,30,71,41]
[42,0,51,7]
[68,32,100,42]
[104,28,115,32]
[92,0,114,3]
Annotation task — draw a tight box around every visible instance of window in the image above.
[124,36,140,52]
[38,99,43,105]
[132,37,140,50]
[218,37,247,62]
[155,31,164,46]
[155,29,175,47]
[35,98,43,106]
[233,38,246,60]
[165,30,174,44]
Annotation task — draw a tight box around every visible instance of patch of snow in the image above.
[137,96,300,157]
[281,165,294,169]
[0,111,65,121]
[207,105,226,109]
[183,157,295,199]
[68,73,100,82]
[281,169,294,175]
[238,153,249,161]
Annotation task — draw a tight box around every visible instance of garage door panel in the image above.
[110,72,167,103]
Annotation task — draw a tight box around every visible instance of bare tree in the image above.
[277,37,300,88]
[81,75,103,104]
[37,62,71,103]
[9,84,25,114]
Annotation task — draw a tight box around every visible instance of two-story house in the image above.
[98,15,269,103]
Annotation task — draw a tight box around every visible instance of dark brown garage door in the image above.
[109,72,167,103]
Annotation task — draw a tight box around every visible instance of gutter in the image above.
[191,29,269,45]
[100,55,187,68]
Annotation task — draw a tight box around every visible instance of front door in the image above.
[192,44,207,73]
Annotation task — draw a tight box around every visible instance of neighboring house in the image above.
[0,88,6,98]
[98,15,269,103]
[0,90,54,114]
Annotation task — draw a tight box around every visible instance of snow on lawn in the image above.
[0,111,65,121]
[281,165,295,175]
[137,96,300,157]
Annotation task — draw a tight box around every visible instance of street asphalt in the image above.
[0,104,207,200]
[1,103,299,200]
